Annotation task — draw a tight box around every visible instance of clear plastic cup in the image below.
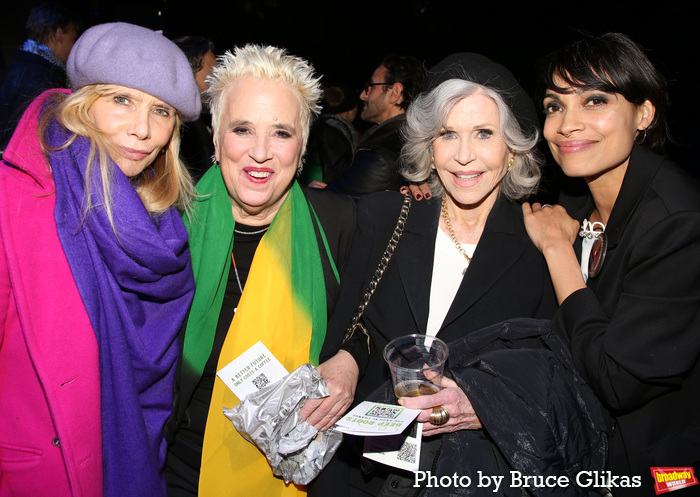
[384,334,449,400]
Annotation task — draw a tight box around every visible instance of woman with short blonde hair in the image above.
[207,44,323,143]
[165,44,356,497]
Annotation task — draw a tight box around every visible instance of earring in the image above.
[212,157,220,167]
[508,156,515,171]
[635,128,647,145]
[430,155,436,170]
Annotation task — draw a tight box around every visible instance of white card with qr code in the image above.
[363,421,423,472]
[217,341,288,401]
[335,401,420,436]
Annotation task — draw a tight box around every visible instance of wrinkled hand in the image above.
[308,180,328,189]
[521,202,579,255]
[400,182,432,201]
[300,350,358,432]
[398,374,482,437]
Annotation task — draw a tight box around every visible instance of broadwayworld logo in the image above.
[651,467,698,495]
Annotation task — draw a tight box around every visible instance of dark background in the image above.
[1,0,697,171]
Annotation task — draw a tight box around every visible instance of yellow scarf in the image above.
[197,180,333,496]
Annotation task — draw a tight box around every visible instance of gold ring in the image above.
[429,407,450,426]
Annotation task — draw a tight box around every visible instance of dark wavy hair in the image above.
[539,32,669,151]
[382,54,425,111]
[172,36,215,76]
[25,2,82,44]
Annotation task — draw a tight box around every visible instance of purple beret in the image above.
[66,22,201,122]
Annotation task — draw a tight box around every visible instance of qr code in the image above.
[251,373,270,390]
[397,441,417,463]
[365,405,402,419]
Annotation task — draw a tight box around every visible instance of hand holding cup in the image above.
[384,335,450,425]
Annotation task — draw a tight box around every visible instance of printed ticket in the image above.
[335,401,420,436]
[217,341,288,401]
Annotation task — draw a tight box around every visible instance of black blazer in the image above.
[321,190,557,402]
[555,146,700,495]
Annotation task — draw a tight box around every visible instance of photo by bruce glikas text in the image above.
[414,470,642,492]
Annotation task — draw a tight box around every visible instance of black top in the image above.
[165,186,356,497]
[554,146,700,495]
[0,50,68,150]
[167,222,267,496]
[325,114,406,198]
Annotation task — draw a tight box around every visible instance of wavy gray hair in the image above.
[400,79,541,200]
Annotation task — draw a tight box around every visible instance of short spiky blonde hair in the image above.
[206,44,322,146]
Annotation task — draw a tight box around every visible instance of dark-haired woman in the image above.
[523,33,700,495]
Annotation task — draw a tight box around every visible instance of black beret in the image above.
[423,53,539,136]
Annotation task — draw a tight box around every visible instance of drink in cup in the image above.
[384,334,449,400]
[394,380,441,398]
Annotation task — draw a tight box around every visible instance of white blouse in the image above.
[426,228,476,336]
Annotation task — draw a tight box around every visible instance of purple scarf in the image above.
[47,118,194,497]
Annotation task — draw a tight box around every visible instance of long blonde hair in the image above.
[40,85,195,226]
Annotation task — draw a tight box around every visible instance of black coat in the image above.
[314,192,601,497]
[179,112,215,183]
[0,50,68,149]
[321,191,557,402]
[308,114,357,184]
[555,146,700,496]
[369,319,609,496]
[326,115,406,198]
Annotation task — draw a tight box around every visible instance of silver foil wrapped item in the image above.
[223,363,343,485]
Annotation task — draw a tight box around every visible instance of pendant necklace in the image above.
[230,252,244,294]
[579,219,607,278]
[230,225,269,311]
[441,196,472,276]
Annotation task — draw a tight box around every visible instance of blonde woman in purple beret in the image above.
[0,22,200,497]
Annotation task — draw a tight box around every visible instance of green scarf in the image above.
[181,165,337,394]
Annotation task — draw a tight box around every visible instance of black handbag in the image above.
[341,193,412,353]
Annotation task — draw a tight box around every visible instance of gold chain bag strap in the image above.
[341,193,412,353]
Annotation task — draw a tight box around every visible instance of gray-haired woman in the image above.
[308,54,590,496]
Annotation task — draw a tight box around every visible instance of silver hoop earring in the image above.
[635,128,647,145]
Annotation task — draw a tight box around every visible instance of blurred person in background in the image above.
[173,35,217,182]
[0,1,82,151]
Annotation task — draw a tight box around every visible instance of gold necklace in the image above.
[441,196,471,275]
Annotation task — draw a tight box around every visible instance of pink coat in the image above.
[0,90,103,496]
